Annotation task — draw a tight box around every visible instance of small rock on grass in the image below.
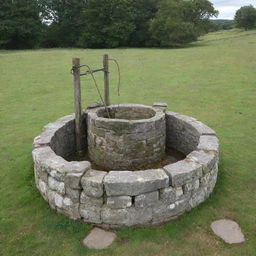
[83,227,116,249]
[211,219,245,244]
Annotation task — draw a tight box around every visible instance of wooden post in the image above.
[72,58,82,154]
[103,54,110,106]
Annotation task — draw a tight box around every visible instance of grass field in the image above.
[0,29,256,256]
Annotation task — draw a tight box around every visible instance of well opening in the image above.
[97,105,156,120]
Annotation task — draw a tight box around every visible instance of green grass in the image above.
[0,29,256,255]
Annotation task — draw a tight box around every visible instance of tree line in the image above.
[1,1,256,50]
[0,0,220,49]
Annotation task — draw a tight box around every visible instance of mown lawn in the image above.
[0,29,255,256]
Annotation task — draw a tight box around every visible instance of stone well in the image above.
[32,104,219,229]
[87,104,166,170]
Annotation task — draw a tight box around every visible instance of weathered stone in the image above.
[101,206,152,226]
[88,104,166,170]
[47,190,64,209]
[57,198,81,220]
[104,169,169,196]
[33,130,54,148]
[107,196,132,209]
[65,186,81,203]
[152,198,188,224]
[135,191,159,208]
[64,162,91,189]
[189,120,216,135]
[33,109,219,229]
[81,170,106,198]
[187,150,218,174]
[197,135,219,152]
[164,159,202,186]
[38,179,47,195]
[211,219,245,244]
[82,227,116,249]
[165,112,199,154]
[175,186,183,198]
[206,168,218,196]
[80,204,102,224]
[48,176,65,195]
[188,188,206,208]
[160,187,176,204]
[38,179,48,200]
[183,179,200,193]
[80,192,103,207]
[34,165,48,183]
[32,146,70,182]
[200,173,211,187]
[153,102,168,112]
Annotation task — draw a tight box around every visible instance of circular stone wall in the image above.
[87,104,166,170]
[32,105,219,229]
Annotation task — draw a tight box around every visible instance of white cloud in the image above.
[211,0,256,19]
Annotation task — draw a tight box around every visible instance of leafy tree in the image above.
[0,0,43,49]
[182,0,218,34]
[128,0,159,47]
[78,0,136,48]
[235,5,256,30]
[149,0,218,47]
[39,0,87,47]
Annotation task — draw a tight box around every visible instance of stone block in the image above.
[165,112,200,154]
[34,165,48,183]
[197,135,219,152]
[57,198,81,220]
[164,159,202,186]
[64,161,91,189]
[160,187,176,204]
[152,198,188,224]
[80,204,102,224]
[101,206,152,226]
[135,191,159,208]
[188,188,206,208]
[153,102,168,112]
[175,186,183,198]
[189,120,216,135]
[48,176,65,195]
[65,186,81,203]
[80,192,103,207]
[104,169,169,196]
[47,190,64,209]
[183,179,200,193]
[32,146,70,182]
[187,150,218,174]
[107,196,132,209]
[33,130,54,149]
[38,179,48,200]
[81,170,106,198]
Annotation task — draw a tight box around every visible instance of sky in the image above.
[211,0,256,19]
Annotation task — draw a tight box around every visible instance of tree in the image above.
[0,0,43,49]
[78,0,136,48]
[235,5,256,30]
[128,0,159,47]
[149,0,218,47]
[39,0,87,47]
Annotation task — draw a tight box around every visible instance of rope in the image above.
[109,58,121,96]
[70,57,122,118]
[77,64,110,118]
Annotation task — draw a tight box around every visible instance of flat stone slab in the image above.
[211,219,245,244]
[82,227,116,249]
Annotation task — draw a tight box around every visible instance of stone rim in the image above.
[32,106,219,229]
